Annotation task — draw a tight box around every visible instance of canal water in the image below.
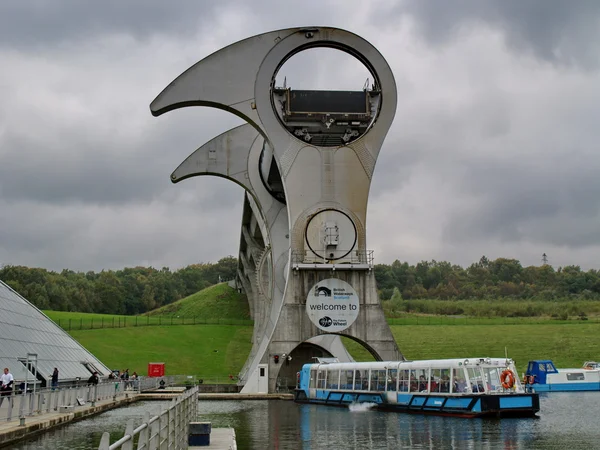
[10,393,599,449]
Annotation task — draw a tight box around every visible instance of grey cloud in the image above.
[3,0,600,273]
[374,0,600,69]
[371,138,424,198]
[444,157,600,247]
[0,0,234,49]
[0,113,241,207]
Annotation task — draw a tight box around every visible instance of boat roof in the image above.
[306,357,515,370]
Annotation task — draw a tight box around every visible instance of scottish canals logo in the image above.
[306,278,360,332]
[319,316,333,327]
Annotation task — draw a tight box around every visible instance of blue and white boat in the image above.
[294,357,539,418]
[525,360,600,392]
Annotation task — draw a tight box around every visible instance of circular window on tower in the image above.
[271,47,381,147]
[305,209,357,261]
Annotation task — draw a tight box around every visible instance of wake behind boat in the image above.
[295,357,539,418]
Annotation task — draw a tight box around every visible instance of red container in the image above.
[148,362,165,377]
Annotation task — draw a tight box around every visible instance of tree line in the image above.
[375,256,600,302]
[0,256,237,314]
[1,255,600,315]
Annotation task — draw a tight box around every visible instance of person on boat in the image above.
[418,375,427,392]
[455,378,467,393]
[440,370,450,393]
[428,374,438,392]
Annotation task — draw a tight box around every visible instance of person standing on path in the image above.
[0,368,14,406]
[51,368,59,390]
[87,372,99,386]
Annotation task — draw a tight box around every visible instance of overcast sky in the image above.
[1,0,600,272]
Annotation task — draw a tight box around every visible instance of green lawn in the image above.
[66,322,600,379]
[390,323,600,373]
[69,325,252,381]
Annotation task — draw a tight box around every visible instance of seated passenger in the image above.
[440,371,450,392]
[418,376,427,392]
[455,378,467,393]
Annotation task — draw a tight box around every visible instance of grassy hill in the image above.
[145,283,250,320]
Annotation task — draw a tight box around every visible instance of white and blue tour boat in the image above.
[525,360,600,392]
[295,357,539,418]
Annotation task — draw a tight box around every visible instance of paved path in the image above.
[0,394,138,448]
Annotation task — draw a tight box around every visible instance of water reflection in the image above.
[297,403,520,450]
[9,392,600,450]
[197,393,600,450]
[11,401,168,450]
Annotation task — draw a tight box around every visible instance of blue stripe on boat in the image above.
[471,399,481,412]
[397,394,412,405]
[533,382,600,392]
[425,397,445,408]
[499,396,532,409]
[343,394,356,402]
[444,397,473,409]
[411,396,426,407]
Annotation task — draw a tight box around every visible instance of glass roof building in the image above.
[0,280,110,386]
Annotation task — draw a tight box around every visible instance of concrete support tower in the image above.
[151,27,403,393]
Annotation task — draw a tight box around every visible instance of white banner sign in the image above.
[306,278,360,332]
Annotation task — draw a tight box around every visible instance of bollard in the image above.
[188,422,211,446]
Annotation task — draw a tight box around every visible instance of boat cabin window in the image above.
[356,370,368,390]
[429,369,441,393]
[343,370,354,390]
[467,367,486,393]
[370,369,386,391]
[566,372,585,381]
[452,368,467,393]
[398,369,410,392]
[538,363,546,372]
[483,368,502,391]
[317,369,327,389]
[353,370,362,389]
[425,368,451,393]
[386,368,398,391]
[310,369,317,389]
[439,369,451,393]
[410,369,428,392]
[326,369,340,389]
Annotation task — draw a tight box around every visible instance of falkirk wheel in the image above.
[151,27,404,393]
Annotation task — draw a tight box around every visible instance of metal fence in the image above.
[98,386,198,450]
[0,380,139,423]
[55,316,253,331]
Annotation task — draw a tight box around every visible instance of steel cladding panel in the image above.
[0,281,111,381]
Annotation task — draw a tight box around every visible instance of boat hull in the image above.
[294,389,539,418]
